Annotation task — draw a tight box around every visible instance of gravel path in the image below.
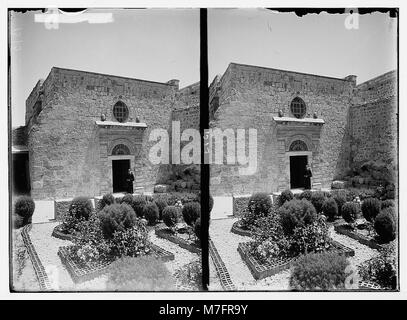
[210,218,379,291]
[24,222,201,291]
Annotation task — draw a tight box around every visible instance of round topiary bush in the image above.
[278,190,294,206]
[162,206,179,229]
[290,252,349,290]
[99,193,115,210]
[381,199,395,210]
[121,194,134,207]
[182,202,201,226]
[374,208,396,243]
[143,202,159,225]
[194,218,201,240]
[361,197,381,222]
[310,191,326,214]
[68,196,93,221]
[341,202,359,224]
[14,196,35,226]
[132,195,147,218]
[278,199,317,235]
[248,192,272,216]
[322,198,338,221]
[154,198,168,220]
[97,203,138,239]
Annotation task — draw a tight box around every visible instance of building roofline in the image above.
[356,70,397,88]
[228,62,355,82]
[51,66,177,87]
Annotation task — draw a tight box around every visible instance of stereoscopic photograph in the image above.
[207,8,398,291]
[10,8,202,291]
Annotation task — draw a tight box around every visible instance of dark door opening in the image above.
[112,159,130,193]
[290,155,308,189]
[12,153,31,195]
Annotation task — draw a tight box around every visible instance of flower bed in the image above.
[238,240,355,280]
[51,224,81,241]
[334,224,386,250]
[58,243,174,284]
[230,220,255,237]
[155,227,201,254]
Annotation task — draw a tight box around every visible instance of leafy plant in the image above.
[106,256,176,291]
[110,220,149,258]
[278,190,294,207]
[99,193,115,210]
[162,206,180,230]
[381,199,395,209]
[153,198,168,220]
[361,198,381,222]
[248,192,273,216]
[331,190,347,216]
[132,195,147,218]
[121,194,134,207]
[290,252,350,290]
[62,196,93,233]
[299,190,312,201]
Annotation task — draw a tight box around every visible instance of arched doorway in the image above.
[288,140,309,189]
[111,144,131,193]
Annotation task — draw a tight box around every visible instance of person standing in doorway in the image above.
[304,164,312,190]
[126,169,135,194]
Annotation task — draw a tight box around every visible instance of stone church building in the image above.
[209,63,397,195]
[12,67,199,200]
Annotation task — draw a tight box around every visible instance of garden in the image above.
[210,188,398,291]
[12,192,203,291]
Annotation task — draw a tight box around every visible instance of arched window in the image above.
[113,101,129,123]
[290,97,306,119]
[289,140,308,151]
[112,144,130,155]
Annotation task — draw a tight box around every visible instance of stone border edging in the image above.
[21,224,53,291]
[155,228,201,254]
[238,240,355,280]
[334,224,386,250]
[209,239,236,291]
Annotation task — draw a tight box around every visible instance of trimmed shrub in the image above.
[278,190,294,206]
[97,203,137,239]
[14,196,35,226]
[69,196,93,221]
[121,194,134,207]
[248,192,272,216]
[143,202,159,225]
[132,195,147,218]
[322,198,338,221]
[290,252,349,290]
[361,197,381,222]
[154,198,168,220]
[299,190,313,201]
[106,256,175,291]
[278,199,317,235]
[374,208,396,243]
[341,202,359,224]
[144,194,154,203]
[310,191,326,214]
[162,206,179,229]
[99,193,115,210]
[194,218,201,240]
[381,199,395,209]
[182,202,201,226]
[331,190,347,216]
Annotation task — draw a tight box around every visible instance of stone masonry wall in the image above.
[27,67,178,200]
[210,63,355,196]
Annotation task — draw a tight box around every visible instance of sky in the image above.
[10,9,200,127]
[209,9,397,85]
